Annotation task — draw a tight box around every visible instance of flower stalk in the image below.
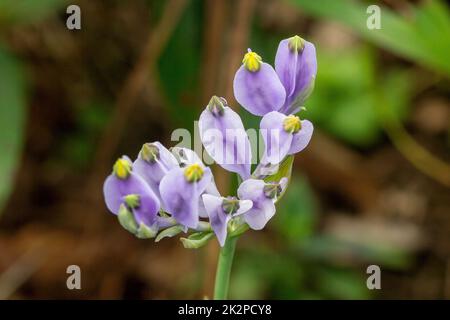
[213,235,238,300]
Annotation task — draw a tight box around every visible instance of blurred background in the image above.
[0,0,449,299]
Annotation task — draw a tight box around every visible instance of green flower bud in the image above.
[118,204,138,234]
[136,222,158,239]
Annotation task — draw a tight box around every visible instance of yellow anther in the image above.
[184,163,204,182]
[283,115,301,134]
[242,50,262,72]
[113,157,132,179]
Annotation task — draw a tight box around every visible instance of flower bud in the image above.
[118,204,138,233]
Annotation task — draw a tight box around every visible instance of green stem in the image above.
[213,236,238,300]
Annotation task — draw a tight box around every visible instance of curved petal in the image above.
[132,192,161,226]
[159,167,212,228]
[276,39,317,114]
[202,194,229,247]
[243,199,275,230]
[234,199,253,216]
[233,63,286,116]
[260,111,293,165]
[103,172,160,225]
[198,173,221,218]
[133,142,178,202]
[199,106,252,179]
[288,119,314,155]
[237,179,277,230]
[237,179,266,201]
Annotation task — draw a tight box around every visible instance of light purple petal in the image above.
[233,199,253,216]
[133,142,178,202]
[199,106,252,179]
[276,39,317,114]
[237,179,265,200]
[233,63,286,116]
[198,174,220,218]
[260,111,293,165]
[288,119,314,155]
[237,179,276,230]
[242,199,275,230]
[202,194,230,247]
[159,166,212,229]
[103,172,160,225]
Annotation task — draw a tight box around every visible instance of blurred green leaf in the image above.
[291,0,450,76]
[273,175,318,242]
[316,266,371,299]
[299,236,412,269]
[0,46,26,215]
[158,0,202,129]
[307,47,412,146]
[0,0,67,25]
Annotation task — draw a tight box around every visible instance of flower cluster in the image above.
[103,35,316,248]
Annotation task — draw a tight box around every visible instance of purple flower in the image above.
[199,96,252,179]
[260,111,313,165]
[237,178,287,230]
[170,147,220,218]
[159,162,212,229]
[202,194,252,246]
[276,36,317,114]
[233,49,286,116]
[133,142,178,204]
[233,36,316,116]
[103,156,160,227]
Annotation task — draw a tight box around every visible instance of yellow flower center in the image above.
[113,158,132,179]
[283,115,301,133]
[242,50,262,72]
[184,163,204,182]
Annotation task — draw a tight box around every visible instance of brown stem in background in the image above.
[220,0,256,107]
[87,0,189,195]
